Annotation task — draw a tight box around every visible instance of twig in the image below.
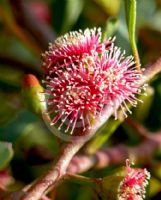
[125,117,149,138]
[67,154,96,174]
[68,131,161,173]
[41,196,51,200]
[143,55,161,83]
[19,105,114,200]
[65,173,96,186]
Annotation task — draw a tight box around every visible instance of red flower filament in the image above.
[42,28,112,74]
[43,28,146,134]
[118,160,150,200]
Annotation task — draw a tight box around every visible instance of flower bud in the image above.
[96,160,150,200]
[22,74,46,115]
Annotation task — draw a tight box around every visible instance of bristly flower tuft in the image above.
[43,28,146,134]
[118,160,150,200]
[42,28,112,74]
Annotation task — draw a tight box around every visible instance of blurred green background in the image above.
[0,0,161,199]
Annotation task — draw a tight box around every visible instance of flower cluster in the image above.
[42,28,145,134]
[118,160,150,200]
[42,28,111,74]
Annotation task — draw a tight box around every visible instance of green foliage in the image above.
[133,86,154,122]
[0,141,14,169]
[85,118,121,154]
[94,0,121,16]
[103,17,118,39]
[124,0,136,41]
[0,110,38,142]
[61,0,84,33]
[124,0,140,65]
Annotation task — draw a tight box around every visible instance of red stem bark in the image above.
[68,132,161,173]
[20,105,114,200]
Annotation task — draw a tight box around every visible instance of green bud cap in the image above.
[22,74,46,115]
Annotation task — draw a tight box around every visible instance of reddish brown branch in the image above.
[143,55,161,83]
[125,117,149,138]
[68,131,161,173]
[19,106,114,200]
[21,139,86,200]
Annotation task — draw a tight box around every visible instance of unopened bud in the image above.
[22,74,46,115]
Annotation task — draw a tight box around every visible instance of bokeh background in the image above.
[0,0,161,199]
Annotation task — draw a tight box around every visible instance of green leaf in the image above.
[0,92,18,125]
[76,187,93,200]
[124,0,136,42]
[133,86,154,122]
[51,0,84,34]
[85,118,122,154]
[61,0,84,33]
[103,17,118,39]
[94,0,121,16]
[124,0,140,67]
[0,110,38,142]
[0,142,14,169]
[149,177,161,197]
